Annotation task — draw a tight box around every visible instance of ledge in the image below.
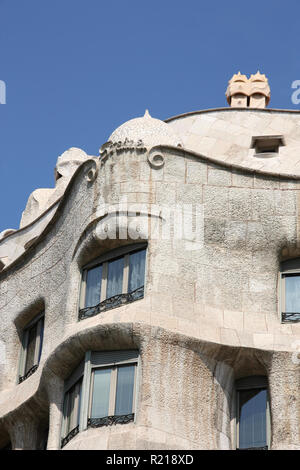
[164,107,300,123]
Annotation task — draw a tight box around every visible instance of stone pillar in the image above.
[268,352,300,450]
[45,373,64,450]
[8,416,39,450]
[46,399,64,450]
[213,361,235,449]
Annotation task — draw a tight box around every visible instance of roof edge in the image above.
[164,107,300,123]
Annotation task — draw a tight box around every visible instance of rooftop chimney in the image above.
[226,71,270,108]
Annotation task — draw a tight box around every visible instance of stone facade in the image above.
[0,97,299,450]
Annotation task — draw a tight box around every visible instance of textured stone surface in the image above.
[0,108,299,450]
[20,148,94,229]
[167,108,300,177]
[108,110,182,148]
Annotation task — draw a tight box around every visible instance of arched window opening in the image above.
[235,376,270,450]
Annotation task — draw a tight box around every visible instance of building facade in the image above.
[0,73,299,450]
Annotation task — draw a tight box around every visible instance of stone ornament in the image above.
[100,110,181,169]
[226,71,249,108]
[99,138,147,161]
[85,161,98,182]
[20,148,96,228]
[226,71,271,108]
[147,147,165,169]
[105,109,182,150]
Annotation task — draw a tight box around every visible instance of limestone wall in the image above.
[167,108,300,176]
[0,109,299,449]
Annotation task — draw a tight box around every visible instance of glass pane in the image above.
[67,380,82,433]
[91,368,111,418]
[66,390,75,433]
[107,257,124,299]
[128,249,146,293]
[115,365,135,416]
[239,388,267,449]
[76,382,82,427]
[85,265,102,308]
[37,317,44,363]
[25,323,37,374]
[285,275,300,312]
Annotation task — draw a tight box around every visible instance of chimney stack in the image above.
[226,71,270,108]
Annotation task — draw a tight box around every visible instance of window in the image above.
[62,379,82,447]
[88,351,137,428]
[61,350,138,448]
[236,376,270,450]
[280,259,300,323]
[79,244,146,320]
[250,135,285,157]
[18,313,44,383]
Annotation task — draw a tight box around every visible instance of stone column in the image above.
[213,361,235,449]
[45,374,64,450]
[8,416,39,450]
[46,399,64,450]
[268,352,300,450]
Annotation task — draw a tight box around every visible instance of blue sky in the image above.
[0,0,300,231]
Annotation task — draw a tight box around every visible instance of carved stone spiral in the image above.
[147,148,165,169]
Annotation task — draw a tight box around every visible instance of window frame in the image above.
[87,357,138,421]
[61,350,139,448]
[279,258,300,323]
[235,376,270,450]
[18,312,44,384]
[62,379,82,442]
[61,360,85,447]
[78,243,147,320]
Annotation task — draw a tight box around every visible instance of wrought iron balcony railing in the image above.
[87,413,134,428]
[18,364,38,384]
[61,415,134,448]
[281,312,300,323]
[61,425,79,448]
[78,286,144,321]
[237,446,268,450]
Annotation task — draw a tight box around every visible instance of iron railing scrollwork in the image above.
[87,413,134,429]
[79,286,144,320]
[237,446,268,450]
[61,425,79,448]
[18,364,38,384]
[282,312,300,323]
[60,415,134,448]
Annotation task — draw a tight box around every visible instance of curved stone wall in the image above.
[0,109,299,449]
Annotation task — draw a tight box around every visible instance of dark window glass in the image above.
[90,364,135,418]
[85,265,102,308]
[115,364,135,416]
[285,274,300,312]
[65,380,82,434]
[37,317,44,363]
[128,249,146,293]
[91,368,111,418]
[239,388,267,449]
[107,257,124,298]
[82,247,146,317]
[24,323,38,374]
